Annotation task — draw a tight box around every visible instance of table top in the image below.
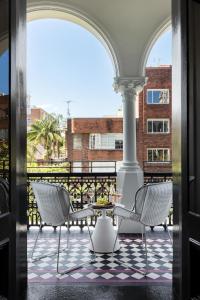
[91,203,114,210]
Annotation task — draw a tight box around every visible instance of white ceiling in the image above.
[27,0,171,78]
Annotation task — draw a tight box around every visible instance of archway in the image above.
[27,7,120,77]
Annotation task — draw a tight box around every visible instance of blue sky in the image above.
[0,51,9,94]
[0,20,172,117]
[147,29,172,66]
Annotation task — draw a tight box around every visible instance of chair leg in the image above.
[86,218,96,261]
[111,218,146,276]
[30,223,42,261]
[166,224,173,245]
[145,225,172,264]
[111,217,122,261]
[30,223,66,263]
[56,225,62,273]
[67,216,70,249]
[143,225,148,275]
[57,218,97,276]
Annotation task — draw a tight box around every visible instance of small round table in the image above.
[89,204,120,253]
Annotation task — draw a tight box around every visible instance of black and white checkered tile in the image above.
[28,231,172,285]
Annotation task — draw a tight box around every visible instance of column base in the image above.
[117,163,144,233]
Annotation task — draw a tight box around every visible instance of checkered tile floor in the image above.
[28,228,172,285]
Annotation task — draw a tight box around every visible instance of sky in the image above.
[146,29,172,66]
[0,50,9,94]
[0,19,172,117]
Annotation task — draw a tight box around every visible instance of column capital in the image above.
[113,76,147,96]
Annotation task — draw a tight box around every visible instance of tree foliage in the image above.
[27,114,64,161]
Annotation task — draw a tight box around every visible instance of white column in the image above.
[114,77,146,233]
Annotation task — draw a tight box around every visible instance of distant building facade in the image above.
[66,65,172,173]
[27,107,49,128]
[137,66,172,173]
[66,117,123,172]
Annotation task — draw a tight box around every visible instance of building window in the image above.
[147,148,170,162]
[147,89,169,104]
[115,140,123,149]
[72,162,82,172]
[73,134,82,149]
[89,133,123,150]
[90,134,101,149]
[147,119,170,133]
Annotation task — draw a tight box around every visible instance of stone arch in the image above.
[139,17,171,76]
[27,3,120,77]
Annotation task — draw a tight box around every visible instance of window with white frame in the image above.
[147,148,170,162]
[89,133,123,150]
[147,89,169,104]
[72,162,82,172]
[73,134,82,150]
[147,119,170,133]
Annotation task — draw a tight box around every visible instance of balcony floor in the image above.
[27,226,172,300]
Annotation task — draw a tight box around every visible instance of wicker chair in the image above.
[112,181,172,275]
[0,178,9,215]
[30,181,96,275]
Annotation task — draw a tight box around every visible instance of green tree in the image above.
[27,114,64,160]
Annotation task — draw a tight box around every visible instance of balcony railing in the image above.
[27,160,118,173]
[27,172,117,229]
[27,171,173,229]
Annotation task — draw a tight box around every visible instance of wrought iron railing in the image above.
[27,171,173,229]
[0,160,9,178]
[144,172,172,183]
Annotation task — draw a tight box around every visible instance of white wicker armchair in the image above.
[30,182,96,275]
[112,181,173,275]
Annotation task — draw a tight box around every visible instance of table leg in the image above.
[89,210,120,253]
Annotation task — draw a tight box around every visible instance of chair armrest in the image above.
[113,206,140,221]
[69,207,94,220]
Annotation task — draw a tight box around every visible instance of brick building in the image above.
[66,117,123,172]
[137,65,172,172]
[27,107,49,128]
[66,65,172,173]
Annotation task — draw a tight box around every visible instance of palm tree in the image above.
[27,114,64,160]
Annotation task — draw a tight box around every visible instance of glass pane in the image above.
[0,0,9,213]
[115,140,123,149]
[147,91,152,104]
[153,149,163,161]
[148,150,152,161]
[147,121,152,133]
[153,121,163,132]
[159,90,169,104]
[164,121,169,132]
[73,134,82,149]
[164,149,169,161]
[152,91,160,103]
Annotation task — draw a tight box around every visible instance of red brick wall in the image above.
[71,118,123,133]
[31,108,48,124]
[88,150,123,161]
[137,66,172,172]
[66,119,73,161]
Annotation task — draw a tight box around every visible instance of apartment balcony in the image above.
[26,169,172,296]
[0,160,173,297]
